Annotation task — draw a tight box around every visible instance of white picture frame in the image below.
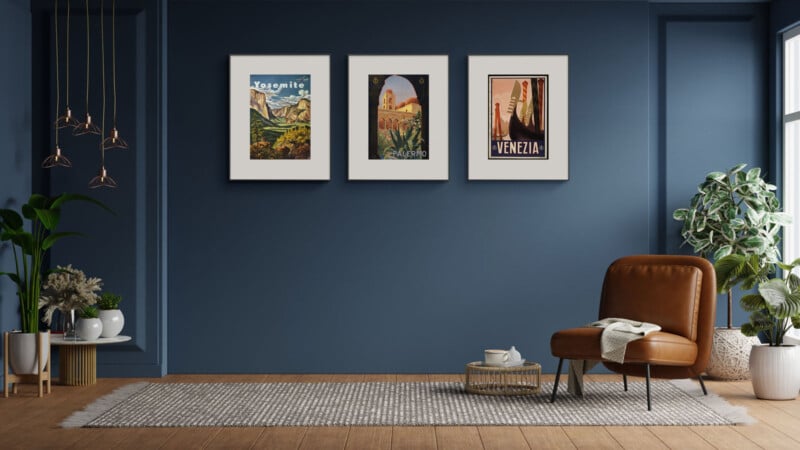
[348,55,449,180]
[468,55,569,180]
[229,55,330,180]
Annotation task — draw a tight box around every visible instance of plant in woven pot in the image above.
[673,164,791,380]
[736,259,800,399]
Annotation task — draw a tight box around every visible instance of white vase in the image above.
[749,344,800,400]
[705,327,760,380]
[76,318,103,341]
[8,331,50,375]
[98,309,124,338]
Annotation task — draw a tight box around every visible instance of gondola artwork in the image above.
[368,74,429,160]
[488,75,547,160]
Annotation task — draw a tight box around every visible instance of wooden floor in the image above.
[1,373,799,449]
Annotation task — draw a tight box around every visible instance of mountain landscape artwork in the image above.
[249,74,311,159]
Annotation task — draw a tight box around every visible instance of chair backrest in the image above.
[598,255,717,377]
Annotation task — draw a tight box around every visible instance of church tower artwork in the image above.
[368,74,429,160]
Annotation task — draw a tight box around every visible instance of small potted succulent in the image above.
[76,306,103,341]
[97,292,124,338]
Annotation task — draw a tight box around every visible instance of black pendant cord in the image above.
[65,0,71,110]
[54,0,60,149]
[83,0,89,116]
[112,0,117,128]
[100,0,106,166]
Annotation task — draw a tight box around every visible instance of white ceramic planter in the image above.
[98,309,124,338]
[76,318,103,341]
[8,332,50,375]
[749,344,800,400]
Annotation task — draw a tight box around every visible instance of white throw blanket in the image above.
[567,318,661,395]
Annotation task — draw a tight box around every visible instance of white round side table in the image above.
[50,335,131,386]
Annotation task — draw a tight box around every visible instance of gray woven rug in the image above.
[61,380,753,428]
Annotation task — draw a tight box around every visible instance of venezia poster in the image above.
[368,74,429,160]
[488,75,548,160]
[249,74,311,160]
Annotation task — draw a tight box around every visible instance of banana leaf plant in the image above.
[673,164,791,328]
[0,193,111,333]
[739,259,800,346]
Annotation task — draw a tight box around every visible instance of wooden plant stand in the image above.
[3,331,52,398]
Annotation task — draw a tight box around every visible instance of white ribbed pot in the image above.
[749,344,800,400]
[8,331,50,375]
[705,327,761,380]
[76,318,103,341]
[98,309,124,338]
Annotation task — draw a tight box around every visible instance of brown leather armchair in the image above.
[549,255,716,410]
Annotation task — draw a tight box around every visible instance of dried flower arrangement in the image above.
[38,265,103,326]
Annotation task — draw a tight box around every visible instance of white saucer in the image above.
[483,359,526,368]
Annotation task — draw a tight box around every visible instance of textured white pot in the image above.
[749,344,800,400]
[705,328,760,380]
[98,309,124,338]
[8,332,50,375]
[76,318,103,341]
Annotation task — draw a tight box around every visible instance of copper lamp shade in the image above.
[88,166,117,189]
[42,146,73,168]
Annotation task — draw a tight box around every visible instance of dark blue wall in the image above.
[167,1,767,374]
[0,0,31,376]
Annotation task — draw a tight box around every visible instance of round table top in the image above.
[50,335,132,346]
[466,360,541,371]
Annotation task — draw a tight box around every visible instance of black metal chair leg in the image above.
[645,364,652,411]
[697,374,708,395]
[623,373,628,391]
[551,358,564,403]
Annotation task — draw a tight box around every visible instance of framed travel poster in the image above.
[468,55,568,180]
[229,55,330,180]
[348,55,448,180]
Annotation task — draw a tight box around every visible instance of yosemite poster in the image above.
[249,74,311,160]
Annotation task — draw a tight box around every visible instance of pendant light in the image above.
[74,0,100,136]
[53,0,78,129]
[101,0,127,150]
[89,0,116,188]
[43,0,73,168]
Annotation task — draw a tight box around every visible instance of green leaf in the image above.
[713,245,733,261]
[792,316,800,329]
[42,231,82,250]
[770,212,793,226]
[673,209,688,221]
[741,322,760,336]
[759,278,791,309]
[740,293,766,312]
[34,208,60,230]
[21,203,35,220]
[746,167,762,182]
[49,193,114,215]
[730,163,748,173]
[706,171,726,182]
[0,271,23,287]
[0,209,23,231]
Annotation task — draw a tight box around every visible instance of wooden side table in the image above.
[50,335,131,386]
[465,361,541,395]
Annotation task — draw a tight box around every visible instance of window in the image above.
[784,26,800,265]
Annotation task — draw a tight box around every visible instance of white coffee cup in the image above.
[484,349,509,365]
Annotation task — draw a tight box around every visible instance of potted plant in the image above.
[38,265,102,338]
[97,292,124,338]
[736,259,800,399]
[673,164,791,379]
[0,193,110,374]
[75,306,103,341]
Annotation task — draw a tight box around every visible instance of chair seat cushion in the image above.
[550,327,698,366]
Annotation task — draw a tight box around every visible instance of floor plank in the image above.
[688,425,760,450]
[436,425,483,450]
[251,427,307,450]
[479,426,531,450]
[159,427,221,449]
[604,426,667,450]
[519,426,577,450]
[205,427,265,449]
[344,426,392,450]
[646,426,715,449]
[392,426,437,450]
[562,426,621,449]
[298,427,349,450]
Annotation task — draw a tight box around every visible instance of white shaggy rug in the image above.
[61,380,753,428]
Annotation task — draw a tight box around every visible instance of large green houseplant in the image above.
[0,193,110,333]
[673,164,790,327]
[673,164,790,380]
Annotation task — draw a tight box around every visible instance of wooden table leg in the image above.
[60,345,97,386]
